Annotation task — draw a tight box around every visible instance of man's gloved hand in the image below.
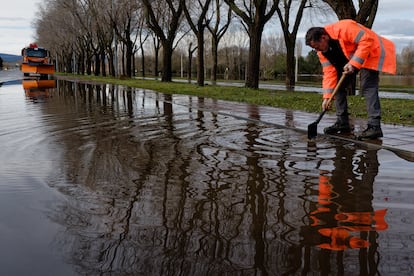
[322,98,332,111]
[343,63,355,74]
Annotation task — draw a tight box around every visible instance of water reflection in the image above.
[22,78,55,101]
[54,84,353,274]
[44,82,300,274]
[302,144,387,275]
[3,79,411,275]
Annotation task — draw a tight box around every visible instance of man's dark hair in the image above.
[305,27,328,46]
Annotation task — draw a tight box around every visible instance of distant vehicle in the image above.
[21,43,54,77]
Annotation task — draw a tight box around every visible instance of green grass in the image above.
[57,74,414,126]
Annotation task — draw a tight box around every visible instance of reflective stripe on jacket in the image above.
[318,19,396,98]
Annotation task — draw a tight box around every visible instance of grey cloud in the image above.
[373,19,414,36]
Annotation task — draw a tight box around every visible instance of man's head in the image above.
[305,27,330,52]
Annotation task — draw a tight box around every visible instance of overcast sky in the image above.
[1,0,413,56]
[0,0,41,55]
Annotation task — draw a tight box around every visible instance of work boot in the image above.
[324,121,351,135]
[357,125,383,140]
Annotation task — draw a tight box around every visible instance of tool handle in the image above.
[324,73,347,110]
[315,109,327,124]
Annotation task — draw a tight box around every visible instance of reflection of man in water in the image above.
[302,145,387,252]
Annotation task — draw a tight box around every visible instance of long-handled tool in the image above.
[308,73,347,139]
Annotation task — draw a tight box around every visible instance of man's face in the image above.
[309,34,329,52]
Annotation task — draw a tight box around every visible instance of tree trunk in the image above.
[285,36,295,90]
[142,0,183,83]
[86,56,92,75]
[211,36,218,84]
[357,0,378,27]
[108,52,115,77]
[141,47,145,78]
[101,51,106,77]
[246,25,263,89]
[121,46,125,76]
[132,52,136,77]
[187,43,196,83]
[126,39,133,77]
[322,0,357,19]
[162,42,173,82]
[196,31,205,86]
[94,52,101,76]
[66,55,73,74]
[154,47,159,78]
[188,46,192,83]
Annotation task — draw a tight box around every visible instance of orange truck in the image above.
[21,43,54,77]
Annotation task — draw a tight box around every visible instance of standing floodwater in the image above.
[0,70,413,275]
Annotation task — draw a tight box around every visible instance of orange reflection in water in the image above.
[22,79,55,99]
[310,175,388,251]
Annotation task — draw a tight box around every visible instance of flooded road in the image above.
[0,70,413,275]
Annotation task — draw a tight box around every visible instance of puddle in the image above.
[0,75,413,275]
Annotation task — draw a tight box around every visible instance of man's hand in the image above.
[322,98,332,111]
[343,63,355,74]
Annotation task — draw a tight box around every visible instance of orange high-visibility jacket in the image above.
[317,19,396,98]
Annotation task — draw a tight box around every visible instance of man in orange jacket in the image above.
[305,19,396,139]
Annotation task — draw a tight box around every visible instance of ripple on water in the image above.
[0,167,49,194]
[1,79,414,275]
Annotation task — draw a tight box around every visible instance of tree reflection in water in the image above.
[46,81,388,275]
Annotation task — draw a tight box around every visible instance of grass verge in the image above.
[56,74,414,126]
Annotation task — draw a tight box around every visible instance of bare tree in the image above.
[75,0,105,76]
[142,0,184,82]
[110,0,142,77]
[150,32,162,78]
[321,0,378,27]
[36,0,90,74]
[224,0,279,89]
[275,0,309,90]
[136,15,150,78]
[87,0,115,77]
[182,0,212,86]
[206,0,232,84]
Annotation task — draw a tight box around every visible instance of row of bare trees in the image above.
[35,0,380,89]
